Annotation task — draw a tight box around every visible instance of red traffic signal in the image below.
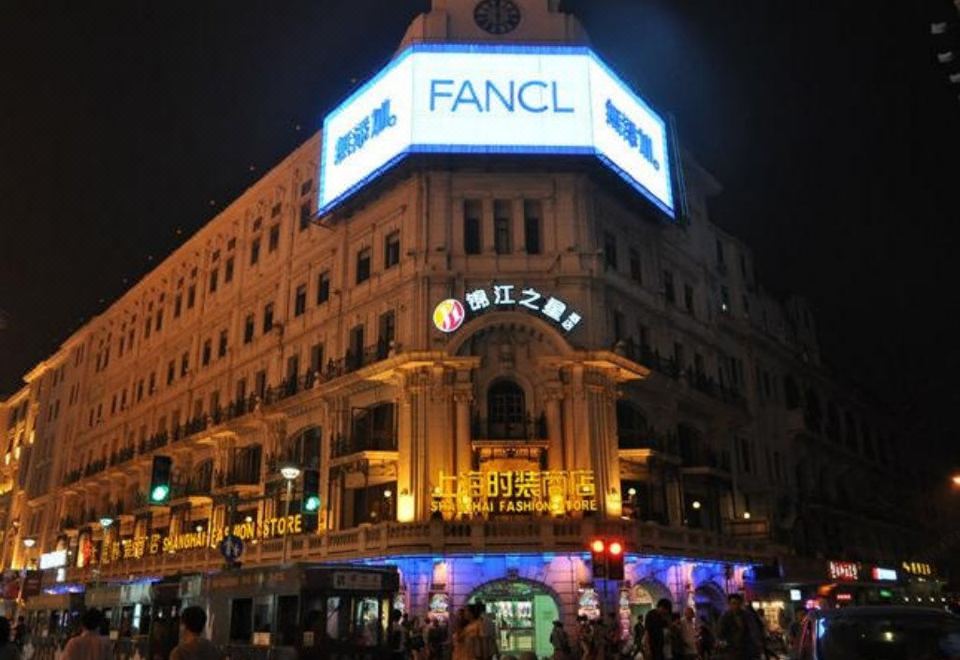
[590,538,625,581]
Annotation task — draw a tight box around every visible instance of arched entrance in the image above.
[694,582,726,624]
[469,578,560,659]
[624,579,672,628]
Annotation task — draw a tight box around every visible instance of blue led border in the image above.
[318,43,675,219]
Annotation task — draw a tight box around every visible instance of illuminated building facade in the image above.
[0,0,933,649]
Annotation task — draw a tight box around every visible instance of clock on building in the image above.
[474,0,522,35]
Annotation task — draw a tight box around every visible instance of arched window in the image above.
[487,380,526,439]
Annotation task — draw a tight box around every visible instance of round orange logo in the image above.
[433,299,466,333]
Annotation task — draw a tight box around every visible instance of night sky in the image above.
[2,1,959,465]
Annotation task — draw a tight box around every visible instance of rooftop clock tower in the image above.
[397,0,589,50]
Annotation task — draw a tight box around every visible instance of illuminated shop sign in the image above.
[431,469,598,516]
[827,561,859,582]
[39,550,67,570]
[871,567,898,582]
[901,561,934,576]
[433,284,582,334]
[319,44,675,219]
[101,514,304,563]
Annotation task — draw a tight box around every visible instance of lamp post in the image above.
[280,463,301,564]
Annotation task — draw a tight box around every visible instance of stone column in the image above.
[585,369,621,518]
[543,385,564,471]
[454,387,474,476]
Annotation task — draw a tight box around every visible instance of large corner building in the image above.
[0,0,939,655]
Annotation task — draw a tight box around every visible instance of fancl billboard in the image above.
[319,44,675,219]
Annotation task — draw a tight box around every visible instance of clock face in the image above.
[474,0,522,35]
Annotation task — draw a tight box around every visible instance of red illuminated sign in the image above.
[827,561,860,581]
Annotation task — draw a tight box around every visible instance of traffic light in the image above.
[302,469,320,513]
[301,469,320,532]
[590,539,607,579]
[589,538,626,581]
[607,540,625,580]
[148,456,172,505]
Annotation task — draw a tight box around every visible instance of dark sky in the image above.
[1,1,959,464]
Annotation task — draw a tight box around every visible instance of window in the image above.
[720,286,731,314]
[716,239,725,268]
[250,238,261,265]
[155,310,163,332]
[144,317,152,339]
[225,256,234,283]
[742,294,750,318]
[235,378,247,403]
[317,271,330,304]
[167,360,175,385]
[299,202,312,231]
[286,354,300,383]
[136,379,144,403]
[487,379,525,438]
[301,179,313,196]
[348,325,365,370]
[180,352,189,377]
[384,231,400,269]
[244,314,255,344]
[310,344,324,374]
[255,370,267,399]
[603,232,618,269]
[629,248,642,284]
[673,342,685,370]
[148,372,156,395]
[218,330,228,358]
[209,268,218,293]
[378,310,396,355]
[272,202,282,218]
[174,294,182,318]
[187,284,196,309]
[523,200,541,254]
[613,311,625,342]
[268,225,280,252]
[202,340,212,367]
[263,303,274,333]
[294,284,307,317]
[494,200,512,254]
[663,270,675,304]
[464,199,482,254]
[684,284,694,314]
[356,248,371,284]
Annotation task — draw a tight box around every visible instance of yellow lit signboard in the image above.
[431,469,597,516]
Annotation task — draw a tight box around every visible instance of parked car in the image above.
[798,606,960,659]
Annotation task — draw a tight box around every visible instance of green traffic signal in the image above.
[304,495,321,512]
[150,484,170,503]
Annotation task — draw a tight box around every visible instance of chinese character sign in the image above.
[431,470,598,516]
[827,561,860,582]
[434,284,584,334]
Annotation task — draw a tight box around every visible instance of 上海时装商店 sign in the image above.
[431,469,597,516]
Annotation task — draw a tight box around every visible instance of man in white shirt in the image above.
[678,607,699,660]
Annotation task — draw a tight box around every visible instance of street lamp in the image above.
[280,462,301,564]
[22,538,36,549]
[99,516,114,529]
[951,474,960,487]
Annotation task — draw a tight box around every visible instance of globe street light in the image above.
[280,462,302,564]
[22,538,36,549]
[951,474,960,487]
[99,517,114,529]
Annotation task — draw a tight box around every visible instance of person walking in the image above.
[61,609,112,660]
[452,608,475,660]
[0,618,20,660]
[169,607,221,660]
[475,602,499,659]
[549,620,572,660]
[717,595,759,660]
[677,608,699,660]
[643,599,673,660]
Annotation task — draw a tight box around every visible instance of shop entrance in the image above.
[469,578,560,659]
